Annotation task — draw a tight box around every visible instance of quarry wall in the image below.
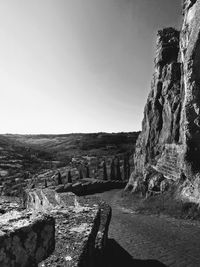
[127,0,200,203]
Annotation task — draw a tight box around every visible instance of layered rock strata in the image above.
[127,0,200,202]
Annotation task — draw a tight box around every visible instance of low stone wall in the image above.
[30,189,112,267]
[94,202,112,267]
[0,189,111,267]
[0,211,55,267]
[55,179,127,196]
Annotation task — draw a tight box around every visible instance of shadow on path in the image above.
[105,239,167,267]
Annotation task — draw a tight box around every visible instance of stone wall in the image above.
[0,189,111,266]
[54,179,127,195]
[0,211,55,267]
[33,189,112,267]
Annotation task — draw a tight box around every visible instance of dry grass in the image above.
[120,187,200,221]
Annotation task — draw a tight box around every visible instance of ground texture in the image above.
[96,190,200,267]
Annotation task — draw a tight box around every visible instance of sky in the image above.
[0,0,182,134]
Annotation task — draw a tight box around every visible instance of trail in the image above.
[96,189,200,267]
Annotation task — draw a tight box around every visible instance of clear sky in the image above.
[0,0,182,134]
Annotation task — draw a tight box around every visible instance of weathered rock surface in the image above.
[127,27,183,189]
[127,0,200,203]
[0,189,111,267]
[0,211,55,267]
[27,189,112,267]
[0,197,21,214]
[180,0,200,173]
[132,27,182,175]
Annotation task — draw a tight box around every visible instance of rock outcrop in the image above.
[127,0,200,203]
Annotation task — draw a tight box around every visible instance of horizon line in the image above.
[1,130,141,136]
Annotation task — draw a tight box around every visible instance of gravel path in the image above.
[96,190,200,267]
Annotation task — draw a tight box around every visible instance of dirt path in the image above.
[95,189,200,267]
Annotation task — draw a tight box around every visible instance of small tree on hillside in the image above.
[103,160,108,180]
[57,172,62,185]
[127,157,130,179]
[68,170,72,183]
[86,165,90,178]
[44,178,48,188]
[79,168,83,179]
[116,157,122,180]
[110,159,115,180]
[123,157,127,180]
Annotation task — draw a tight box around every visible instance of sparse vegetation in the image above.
[120,186,200,221]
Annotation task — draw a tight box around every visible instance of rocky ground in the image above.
[96,189,200,267]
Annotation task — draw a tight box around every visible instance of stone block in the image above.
[0,212,55,267]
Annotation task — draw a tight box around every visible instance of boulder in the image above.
[0,212,55,267]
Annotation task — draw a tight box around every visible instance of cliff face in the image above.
[181,0,200,173]
[127,0,200,202]
[133,28,182,176]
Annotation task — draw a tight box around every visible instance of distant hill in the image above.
[0,132,140,179]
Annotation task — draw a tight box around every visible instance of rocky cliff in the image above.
[127,0,200,203]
